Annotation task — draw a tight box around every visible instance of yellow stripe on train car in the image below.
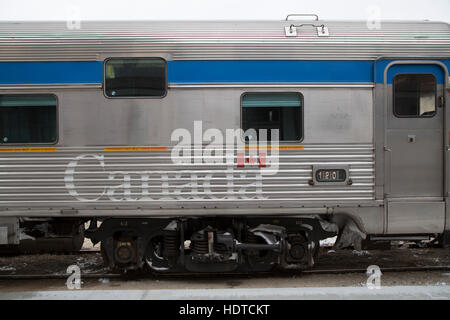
[0,148,58,152]
[104,147,168,152]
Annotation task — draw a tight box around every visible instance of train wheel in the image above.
[144,235,171,272]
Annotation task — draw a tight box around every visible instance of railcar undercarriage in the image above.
[86,216,337,273]
[0,218,85,254]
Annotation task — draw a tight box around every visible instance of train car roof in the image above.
[0,20,449,60]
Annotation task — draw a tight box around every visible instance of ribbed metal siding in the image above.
[0,145,374,208]
[0,20,449,60]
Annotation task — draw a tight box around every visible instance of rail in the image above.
[1,265,450,280]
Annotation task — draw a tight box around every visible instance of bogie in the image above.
[87,217,336,274]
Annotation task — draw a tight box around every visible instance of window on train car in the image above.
[0,95,57,144]
[393,74,436,117]
[104,58,166,98]
[241,92,303,141]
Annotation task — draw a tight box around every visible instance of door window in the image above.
[393,74,436,118]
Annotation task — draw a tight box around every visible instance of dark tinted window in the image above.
[0,95,57,144]
[104,58,166,97]
[242,92,303,141]
[394,74,436,117]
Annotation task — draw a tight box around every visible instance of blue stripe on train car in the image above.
[0,61,103,84]
[0,60,448,85]
[167,60,375,83]
[0,60,374,84]
[375,60,448,84]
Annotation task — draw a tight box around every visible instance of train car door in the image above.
[384,62,447,234]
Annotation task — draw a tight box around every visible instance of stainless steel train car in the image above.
[0,16,449,272]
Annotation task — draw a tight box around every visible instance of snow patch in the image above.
[320,236,337,247]
[333,220,366,250]
[352,250,371,256]
[0,266,16,271]
[18,228,35,241]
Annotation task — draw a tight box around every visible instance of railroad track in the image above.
[79,249,101,254]
[1,265,450,280]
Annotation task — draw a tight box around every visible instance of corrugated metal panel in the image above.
[0,20,448,60]
[0,145,375,210]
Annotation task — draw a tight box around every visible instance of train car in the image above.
[0,16,449,272]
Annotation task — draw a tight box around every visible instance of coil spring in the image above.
[163,230,180,257]
[191,236,209,254]
[214,243,229,255]
[245,232,263,244]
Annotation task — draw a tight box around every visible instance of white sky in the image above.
[0,0,449,22]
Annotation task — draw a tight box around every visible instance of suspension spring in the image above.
[163,230,180,257]
[191,233,209,254]
[214,243,229,255]
[245,231,263,244]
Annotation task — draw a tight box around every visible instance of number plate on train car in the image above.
[315,169,346,182]
[314,168,347,183]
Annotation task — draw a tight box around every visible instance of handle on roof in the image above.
[285,14,319,21]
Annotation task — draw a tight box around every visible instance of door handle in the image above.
[384,146,392,195]
[438,96,444,108]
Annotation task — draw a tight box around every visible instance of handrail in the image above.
[285,14,319,21]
